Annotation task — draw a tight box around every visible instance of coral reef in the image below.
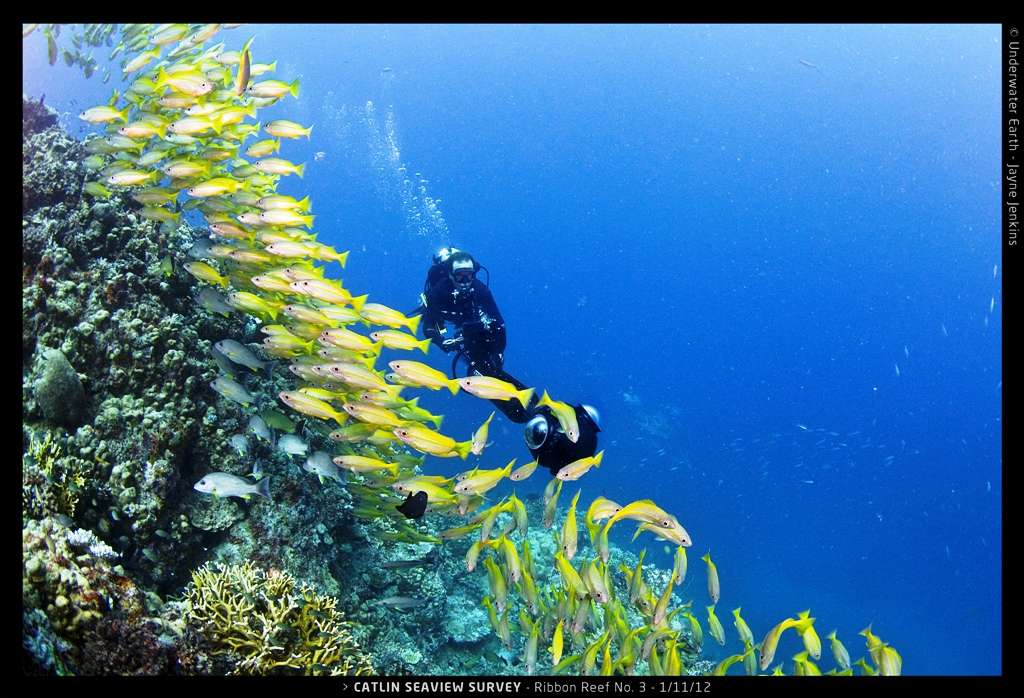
[180,561,374,676]
[23,516,185,675]
[23,428,90,520]
[23,516,113,638]
[33,349,86,428]
[23,92,251,581]
[21,96,388,669]
[21,86,709,678]
[22,93,58,138]
[22,97,78,211]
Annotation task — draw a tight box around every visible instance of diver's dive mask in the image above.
[450,258,476,292]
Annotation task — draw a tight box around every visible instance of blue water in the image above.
[23,24,1002,675]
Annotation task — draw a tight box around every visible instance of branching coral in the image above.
[23,430,88,520]
[182,561,374,676]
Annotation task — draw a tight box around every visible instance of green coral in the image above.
[23,430,89,519]
[182,561,374,676]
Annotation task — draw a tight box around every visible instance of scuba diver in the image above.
[412,247,601,476]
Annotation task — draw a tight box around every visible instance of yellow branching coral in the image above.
[183,561,374,676]
[24,431,87,518]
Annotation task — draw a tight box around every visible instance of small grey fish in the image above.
[303,450,344,482]
[188,238,215,259]
[381,551,438,570]
[215,339,274,375]
[211,375,253,406]
[229,433,249,456]
[196,287,233,316]
[248,415,273,444]
[378,596,429,609]
[212,346,238,377]
[277,434,308,456]
[193,472,271,500]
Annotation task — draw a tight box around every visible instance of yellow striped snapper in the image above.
[359,303,421,333]
[554,450,604,481]
[393,423,473,459]
[456,376,534,408]
[701,551,720,603]
[471,412,496,456]
[291,278,365,307]
[538,390,580,442]
[277,390,347,426]
[388,360,460,394]
[453,458,515,495]
[369,329,431,354]
[560,490,581,560]
[265,119,313,139]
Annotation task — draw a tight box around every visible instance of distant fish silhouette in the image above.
[382,550,438,569]
[396,490,428,519]
[799,59,822,72]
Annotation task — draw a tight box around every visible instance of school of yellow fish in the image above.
[66,23,902,676]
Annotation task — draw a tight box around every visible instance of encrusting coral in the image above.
[182,561,374,676]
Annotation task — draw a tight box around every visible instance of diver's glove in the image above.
[441,336,465,353]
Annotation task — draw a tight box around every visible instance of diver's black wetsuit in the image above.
[414,256,600,474]
[419,270,537,422]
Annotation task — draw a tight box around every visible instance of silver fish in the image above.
[378,596,429,609]
[211,346,237,377]
[215,339,273,374]
[196,287,234,316]
[211,375,253,405]
[193,472,270,500]
[302,450,344,482]
[188,237,215,259]
[381,551,438,570]
[277,434,308,456]
[229,433,248,456]
[248,415,274,444]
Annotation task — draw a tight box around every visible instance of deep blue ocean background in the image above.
[23,24,1002,675]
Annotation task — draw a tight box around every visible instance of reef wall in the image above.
[27,95,687,675]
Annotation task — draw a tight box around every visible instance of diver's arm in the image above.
[475,283,504,325]
[420,287,458,351]
[420,305,446,348]
[473,284,507,352]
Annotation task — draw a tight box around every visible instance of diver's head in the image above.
[524,414,549,450]
[448,251,477,292]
